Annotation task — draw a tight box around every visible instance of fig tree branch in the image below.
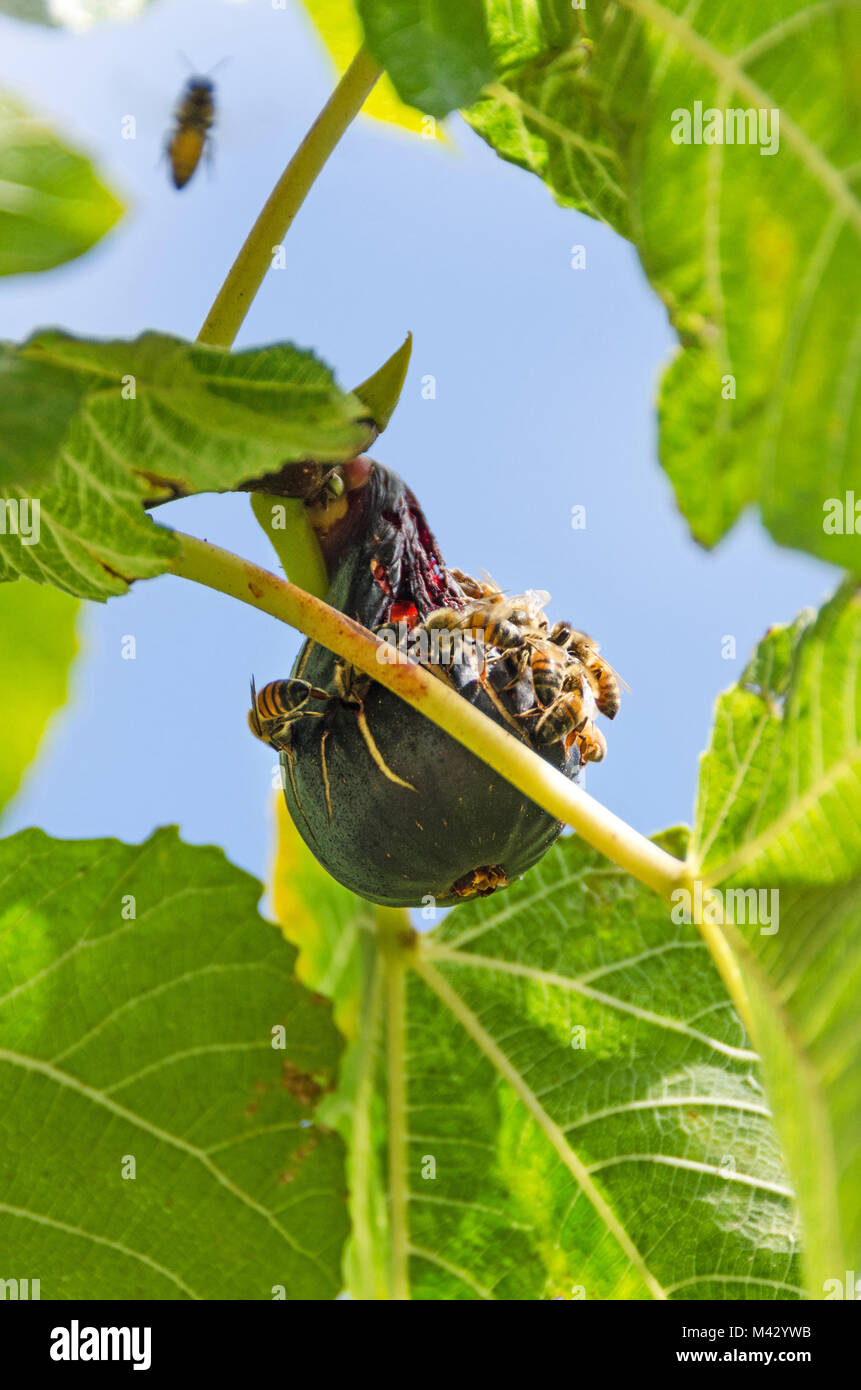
[197,46,381,349]
[168,530,687,900]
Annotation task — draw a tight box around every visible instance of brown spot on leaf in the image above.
[294,1134,320,1163]
[281,1059,329,1107]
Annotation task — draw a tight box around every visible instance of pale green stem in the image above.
[168,530,687,899]
[197,46,382,348]
[249,492,328,598]
[376,906,412,1300]
[348,945,388,1301]
[678,878,757,1040]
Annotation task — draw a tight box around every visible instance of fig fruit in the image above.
[259,459,588,907]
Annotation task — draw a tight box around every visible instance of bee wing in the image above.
[567,630,630,691]
[248,676,262,736]
[478,569,503,595]
[515,589,550,628]
[600,657,631,693]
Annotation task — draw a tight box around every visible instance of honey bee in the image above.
[449,863,509,899]
[504,632,567,701]
[505,589,551,632]
[529,640,568,707]
[248,676,330,749]
[421,601,509,646]
[531,667,594,747]
[575,723,607,764]
[550,623,626,720]
[462,606,522,652]
[423,607,462,631]
[449,568,502,601]
[409,608,478,681]
[167,75,216,189]
[458,590,550,650]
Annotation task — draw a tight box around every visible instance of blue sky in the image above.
[1,0,836,887]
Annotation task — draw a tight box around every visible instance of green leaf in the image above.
[0,0,149,26]
[357,0,494,118]
[0,0,54,21]
[694,585,861,886]
[353,331,412,432]
[273,799,369,1041]
[463,0,861,567]
[300,0,442,136]
[0,579,78,816]
[0,344,89,489]
[465,3,631,234]
[0,827,348,1299]
[271,802,390,1297]
[271,814,804,1299]
[690,580,861,1292]
[0,94,123,275]
[0,331,376,599]
[246,333,412,594]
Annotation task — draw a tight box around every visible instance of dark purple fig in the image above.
[273,459,582,907]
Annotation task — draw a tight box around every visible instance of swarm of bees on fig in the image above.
[389,572,623,769]
[247,458,625,908]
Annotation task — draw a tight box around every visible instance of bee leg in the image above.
[499,650,529,691]
[319,727,334,824]
[278,724,319,846]
[334,667,416,791]
[271,712,323,751]
[248,704,326,752]
[247,708,269,745]
[477,668,522,735]
[334,658,372,707]
[579,723,607,763]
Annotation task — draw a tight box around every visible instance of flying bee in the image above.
[551,623,627,720]
[167,75,216,189]
[248,676,330,749]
